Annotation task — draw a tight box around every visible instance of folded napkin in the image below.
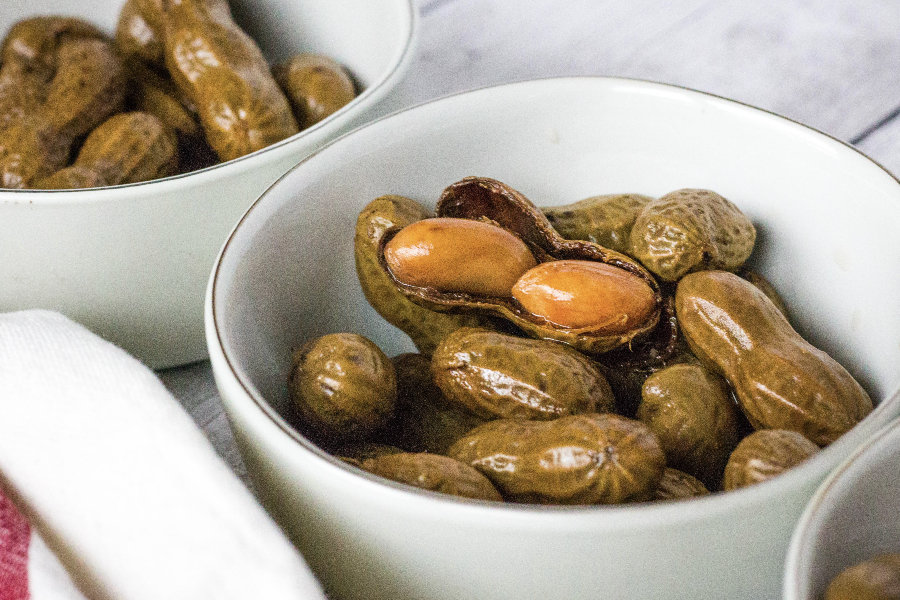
[0,310,325,600]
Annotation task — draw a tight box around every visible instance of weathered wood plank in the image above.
[395,0,900,142]
[856,114,900,178]
[390,0,712,106]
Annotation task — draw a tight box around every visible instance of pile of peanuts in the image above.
[0,1,356,189]
[286,176,873,505]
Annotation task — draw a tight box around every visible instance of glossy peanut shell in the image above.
[289,333,397,441]
[629,188,756,282]
[722,429,818,490]
[432,328,614,420]
[676,271,872,446]
[360,453,502,501]
[355,195,489,354]
[378,177,662,355]
[448,413,665,504]
[543,193,653,253]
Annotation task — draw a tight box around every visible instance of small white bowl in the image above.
[0,0,416,368]
[784,417,900,600]
[206,77,900,600]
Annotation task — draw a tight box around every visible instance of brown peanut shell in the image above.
[543,193,653,254]
[722,429,818,490]
[629,188,756,282]
[637,362,742,488]
[360,453,502,501]
[448,413,665,504]
[274,53,356,129]
[161,0,298,161]
[432,328,614,420]
[378,177,663,355]
[676,271,872,446]
[355,195,490,354]
[73,112,177,185]
[653,468,710,501]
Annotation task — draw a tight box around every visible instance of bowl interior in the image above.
[787,418,900,599]
[215,78,900,434]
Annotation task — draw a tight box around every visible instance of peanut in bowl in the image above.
[0,0,416,368]
[205,77,900,600]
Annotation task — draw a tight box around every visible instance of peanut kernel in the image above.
[384,218,537,297]
[512,260,656,331]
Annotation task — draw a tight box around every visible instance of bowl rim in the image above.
[1,0,417,204]
[208,75,900,522]
[782,415,900,599]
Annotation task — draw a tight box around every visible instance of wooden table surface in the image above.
[159,0,900,480]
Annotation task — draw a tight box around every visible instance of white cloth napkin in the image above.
[0,310,326,600]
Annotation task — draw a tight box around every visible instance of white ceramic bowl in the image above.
[0,0,416,368]
[784,416,900,600]
[205,77,900,600]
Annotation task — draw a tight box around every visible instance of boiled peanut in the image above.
[35,166,108,190]
[70,112,177,186]
[2,16,104,81]
[389,177,663,355]
[0,38,126,188]
[360,453,502,501]
[722,429,818,490]
[637,362,742,488]
[653,468,710,501]
[289,333,396,441]
[512,259,656,332]
[543,193,653,253]
[115,0,165,67]
[432,328,614,420]
[335,443,403,468]
[630,188,756,281]
[274,53,356,129]
[161,0,299,161]
[676,271,872,446]
[740,268,789,317]
[825,553,900,600]
[448,413,665,504]
[384,353,486,454]
[355,196,489,354]
[385,217,537,297]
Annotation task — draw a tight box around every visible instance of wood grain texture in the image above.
[162,0,900,481]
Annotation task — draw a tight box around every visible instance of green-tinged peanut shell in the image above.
[73,112,177,185]
[637,362,742,488]
[432,328,614,420]
[289,333,397,441]
[0,38,126,188]
[42,38,127,140]
[2,16,104,80]
[384,353,486,454]
[543,193,653,253]
[335,443,403,468]
[0,66,45,134]
[825,553,900,600]
[653,468,710,501]
[448,414,665,504]
[116,0,165,66]
[740,268,789,317]
[723,429,818,490]
[127,59,201,139]
[161,0,299,161]
[273,53,356,129]
[360,452,502,501]
[380,177,662,355]
[676,271,873,446]
[355,195,488,354]
[629,188,756,282]
[34,166,108,190]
